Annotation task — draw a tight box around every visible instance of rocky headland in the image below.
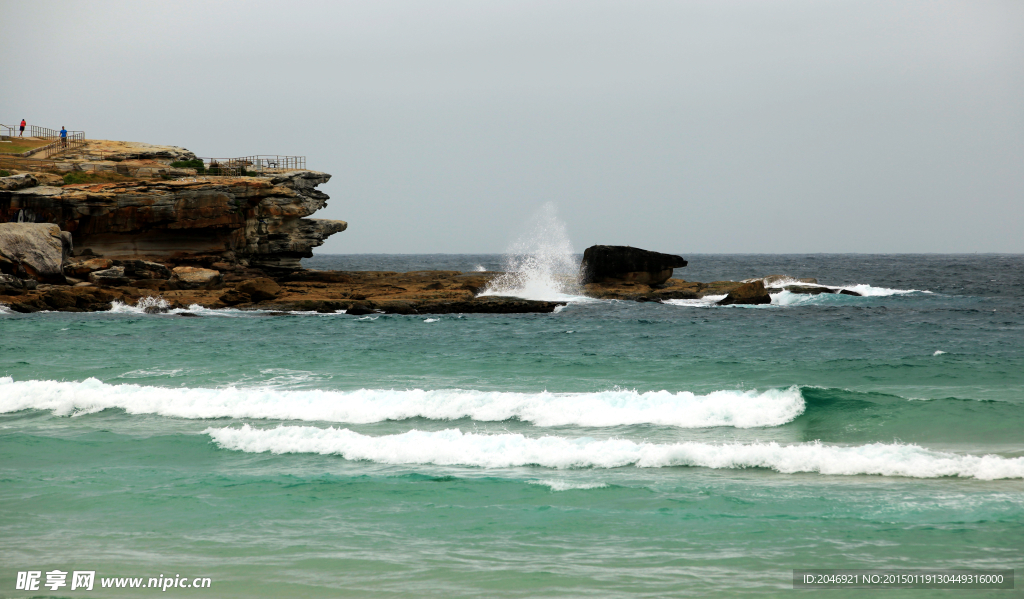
[1,140,855,315]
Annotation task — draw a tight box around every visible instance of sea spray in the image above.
[481,203,584,301]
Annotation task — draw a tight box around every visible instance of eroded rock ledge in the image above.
[1,170,345,271]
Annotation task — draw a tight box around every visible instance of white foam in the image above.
[205,426,1024,480]
[480,203,589,302]
[0,377,805,429]
[663,295,727,308]
[838,284,928,297]
[529,479,608,491]
[933,350,947,356]
[423,318,440,323]
[0,303,12,314]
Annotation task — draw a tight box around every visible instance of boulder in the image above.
[0,173,38,191]
[32,173,65,186]
[0,273,26,295]
[237,277,281,302]
[717,280,772,306]
[170,266,222,289]
[120,260,171,280]
[65,258,114,277]
[346,302,375,315]
[0,223,71,284]
[581,245,687,286]
[89,266,131,286]
[42,289,77,310]
[218,289,250,306]
[838,289,863,297]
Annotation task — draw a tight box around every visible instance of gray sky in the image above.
[2,0,1022,254]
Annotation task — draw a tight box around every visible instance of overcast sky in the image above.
[2,0,1021,254]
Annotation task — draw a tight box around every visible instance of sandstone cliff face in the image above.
[0,169,346,271]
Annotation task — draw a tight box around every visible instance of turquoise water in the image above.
[2,254,1022,597]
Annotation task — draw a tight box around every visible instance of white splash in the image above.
[108,296,171,314]
[206,426,1024,480]
[933,350,947,356]
[480,203,588,302]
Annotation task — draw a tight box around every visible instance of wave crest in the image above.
[205,425,1024,480]
[0,377,804,429]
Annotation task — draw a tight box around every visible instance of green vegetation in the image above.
[170,159,206,174]
[170,159,260,177]
[0,170,10,177]
[62,171,133,186]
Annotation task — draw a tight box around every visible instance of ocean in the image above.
[2,253,1022,597]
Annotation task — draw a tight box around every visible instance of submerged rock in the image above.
[581,245,687,286]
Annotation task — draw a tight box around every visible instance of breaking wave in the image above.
[0,377,804,429]
[205,425,1024,480]
[480,203,588,302]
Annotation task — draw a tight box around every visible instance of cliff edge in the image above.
[0,140,346,272]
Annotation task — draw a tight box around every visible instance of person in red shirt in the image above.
[19,119,26,137]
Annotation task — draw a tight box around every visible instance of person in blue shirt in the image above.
[60,126,67,147]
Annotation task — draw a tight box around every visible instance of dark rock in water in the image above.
[784,285,835,295]
[176,312,201,317]
[717,281,771,306]
[346,303,375,315]
[581,245,687,286]
[143,305,169,314]
[838,289,863,296]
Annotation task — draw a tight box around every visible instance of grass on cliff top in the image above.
[62,171,137,186]
[0,139,50,154]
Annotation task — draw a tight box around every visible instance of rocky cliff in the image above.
[1,155,346,271]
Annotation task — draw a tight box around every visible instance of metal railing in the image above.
[0,124,16,138]
[197,155,305,176]
[36,131,86,158]
[0,156,59,171]
[30,125,82,139]
[30,125,62,139]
